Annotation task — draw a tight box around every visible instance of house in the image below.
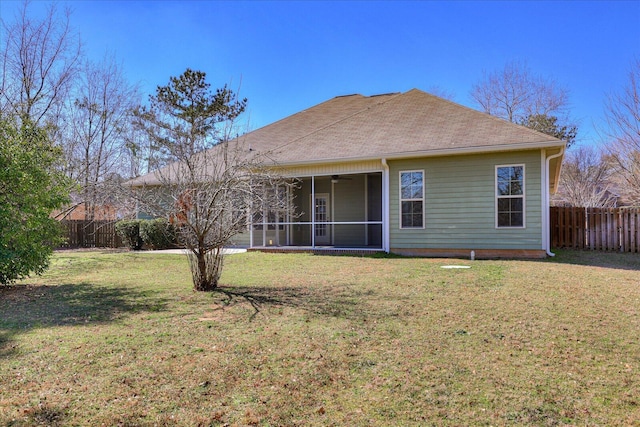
[53,201,120,221]
[131,89,566,258]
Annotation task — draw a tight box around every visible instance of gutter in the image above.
[544,146,565,257]
[268,140,566,169]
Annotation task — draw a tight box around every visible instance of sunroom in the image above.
[248,172,384,250]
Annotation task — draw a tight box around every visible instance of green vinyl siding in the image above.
[389,150,543,250]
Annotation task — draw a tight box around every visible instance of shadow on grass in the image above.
[7,402,68,427]
[543,249,640,272]
[0,282,168,358]
[215,285,385,321]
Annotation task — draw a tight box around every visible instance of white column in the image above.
[311,175,315,248]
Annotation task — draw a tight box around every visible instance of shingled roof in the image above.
[128,89,565,186]
[238,88,564,165]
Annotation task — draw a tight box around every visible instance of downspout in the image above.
[381,158,390,253]
[544,146,565,257]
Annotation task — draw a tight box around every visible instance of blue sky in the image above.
[2,1,639,147]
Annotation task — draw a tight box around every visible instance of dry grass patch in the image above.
[1,250,639,426]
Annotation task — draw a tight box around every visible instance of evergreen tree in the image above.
[0,118,70,284]
[133,68,247,168]
[520,114,578,147]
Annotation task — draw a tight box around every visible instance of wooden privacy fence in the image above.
[59,220,123,249]
[551,207,640,252]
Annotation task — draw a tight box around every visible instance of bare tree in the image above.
[470,61,577,145]
[0,1,81,125]
[63,55,139,220]
[604,59,640,205]
[553,145,617,207]
[471,61,570,123]
[131,69,289,291]
[133,141,293,291]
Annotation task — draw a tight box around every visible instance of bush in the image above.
[139,218,176,250]
[115,220,143,250]
[0,118,70,284]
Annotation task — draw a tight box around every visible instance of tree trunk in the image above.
[189,248,221,292]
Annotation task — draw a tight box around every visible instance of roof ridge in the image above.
[334,93,362,98]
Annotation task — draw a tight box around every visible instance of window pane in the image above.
[497,212,510,227]
[497,198,509,211]
[511,213,523,227]
[401,173,412,199]
[411,172,423,198]
[410,184,422,199]
[510,180,523,195]
[497,167,511,182]
[510,197,523,211]
[402,214,412,227]
[497,181,510,196]
[511,166,523,180]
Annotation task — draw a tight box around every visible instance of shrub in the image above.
[139,218,176,250]
[0,118,70,284]
[115,220,143,250]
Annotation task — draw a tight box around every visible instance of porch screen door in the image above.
[314,193,331,245]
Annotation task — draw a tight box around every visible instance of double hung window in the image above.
[400,170,424,228]
[496,165,525,228]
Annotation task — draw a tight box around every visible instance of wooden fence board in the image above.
[59,220,123,249]
[551,207,640,253]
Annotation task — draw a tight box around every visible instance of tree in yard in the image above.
[0,117,70,285]
[552,145,617,207]
[0,1,81,126]
[470,61,577,146]
[519,114,577,146]
[63,55,139,220]
[1,1,140,221]
[132,69,290,291]
[133,68,247,170]
[603,59,640,205]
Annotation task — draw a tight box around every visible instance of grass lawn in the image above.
[1,249,639,426]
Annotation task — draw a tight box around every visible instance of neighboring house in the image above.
[54,201,119,221]
[131,89,566,258]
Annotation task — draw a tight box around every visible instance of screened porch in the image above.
[249,172,384,250]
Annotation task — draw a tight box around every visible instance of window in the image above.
[400,170,424,228]
[496,165,525,228]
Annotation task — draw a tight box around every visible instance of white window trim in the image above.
[495,164,526,229]
[399,169,425,229]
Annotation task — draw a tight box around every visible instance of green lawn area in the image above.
[1,250,639,426]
